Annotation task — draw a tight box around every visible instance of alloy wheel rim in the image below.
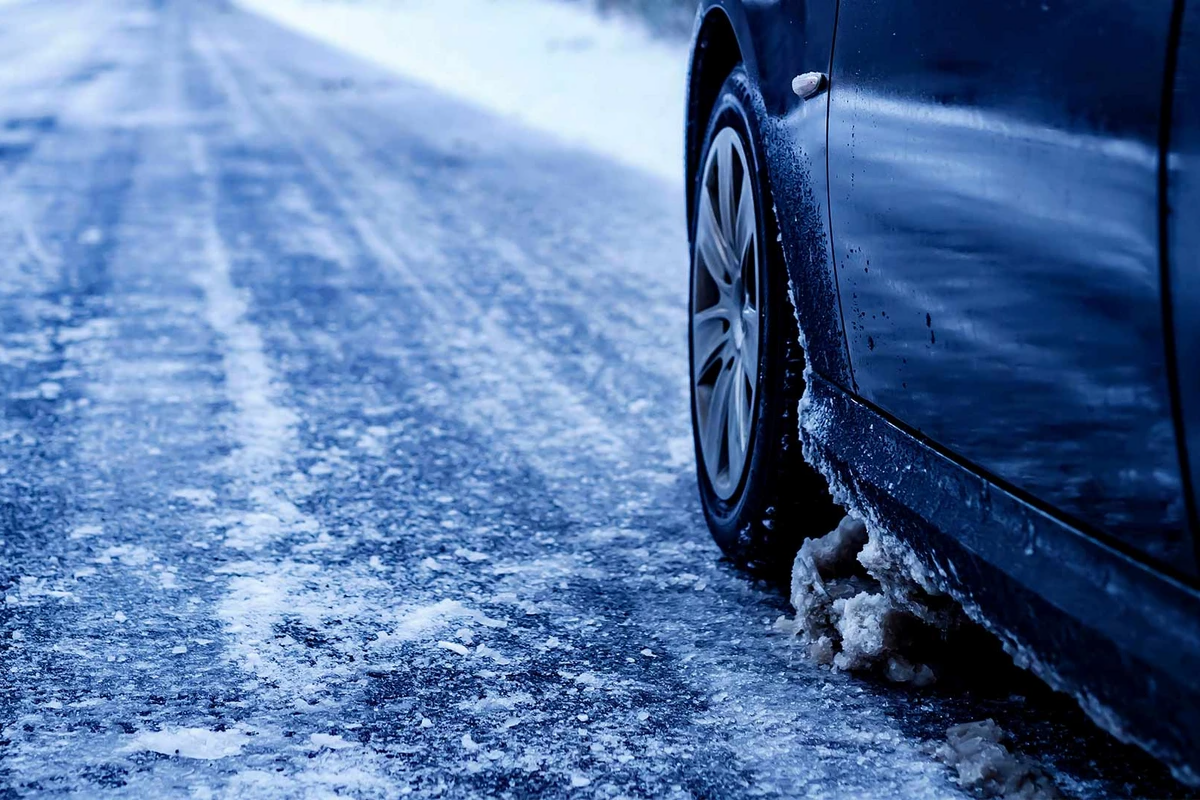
[691,126,760,501]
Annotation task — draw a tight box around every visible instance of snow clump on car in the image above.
[777,515,960,685]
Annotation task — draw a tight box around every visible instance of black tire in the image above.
[688,67,842,575]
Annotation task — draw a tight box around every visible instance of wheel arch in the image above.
[685,3,759,237]
[687,0,855,390]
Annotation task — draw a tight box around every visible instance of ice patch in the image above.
[55,318,111,344]
[475,643,511,665]
[95,545,155,566]
[221,505,318,550]
[125,727,251,759]
[666,436,693,469]
[934,720,1061,799]
[77,226,103,245]
[437,640,470,656]
[385,600,468,641]
[376,599,508,646]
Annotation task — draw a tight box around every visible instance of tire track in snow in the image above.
[191,25,636,478]
[0,8,257,790]
[186,141,405,794]
[162,20,404,788]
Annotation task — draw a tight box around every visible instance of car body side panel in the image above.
[689,0,851,388]
[1169,0,1200,560]
[824,0,1192,572]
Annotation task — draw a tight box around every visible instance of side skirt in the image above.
[800,372,1200,785]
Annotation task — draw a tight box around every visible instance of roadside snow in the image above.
[235,0,687,181]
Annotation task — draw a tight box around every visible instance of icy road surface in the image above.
[0,0,1187,797]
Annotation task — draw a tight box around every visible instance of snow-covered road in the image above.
[0,1,1185,797]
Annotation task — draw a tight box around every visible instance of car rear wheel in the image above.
[689,67,842,573]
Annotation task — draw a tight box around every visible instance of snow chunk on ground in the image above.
[786,515,871,665]
[170,487,216,507]
[125,727,250,759]
[376,598,507,646]
[935,720,1061,799]
[782,516,947,685]
[310,733,357,750]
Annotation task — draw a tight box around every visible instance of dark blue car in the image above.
[684,0,1200,782]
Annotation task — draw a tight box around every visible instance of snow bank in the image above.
[235,0,688,181]
[935,720,1061,800]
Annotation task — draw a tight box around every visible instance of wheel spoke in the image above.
[701,365,734,480]
[726,363,748,470]
[734,170,756,261]
[717,137,735,244]
[740,306,759,381]
[727,361,742,457]
[693,306,731,379]
[696,190,732,287]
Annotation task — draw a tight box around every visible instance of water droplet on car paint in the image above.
[867,336,875,351]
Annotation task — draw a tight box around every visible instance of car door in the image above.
[1169,0,1200,557]
[825,0,1193,571]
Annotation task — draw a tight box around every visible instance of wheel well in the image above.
[686,9,743,234]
